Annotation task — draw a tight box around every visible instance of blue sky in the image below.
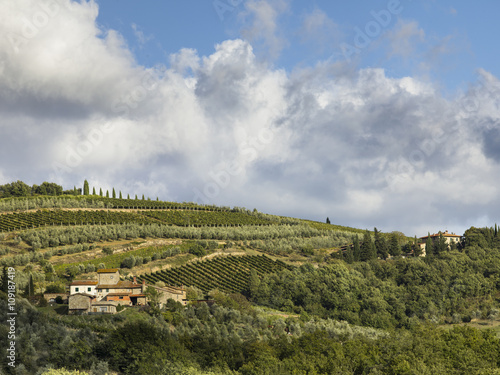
[2,0,500,236]
[95,0,500,92]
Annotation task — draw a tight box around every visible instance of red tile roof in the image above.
[419,231,462,240]
[70,280,98,286]
[97,268,119,273]
[97,280,142,289]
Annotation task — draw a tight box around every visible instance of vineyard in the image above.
[0,208,277,233]
[143,210,275,227]
[0,209,156,232]
[138,255,293,293]
[82,197,218,210]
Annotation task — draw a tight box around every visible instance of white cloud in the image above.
[2,0,500,237]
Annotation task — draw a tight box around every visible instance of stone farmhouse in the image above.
[418,230,462,255]
[68,268,186,314]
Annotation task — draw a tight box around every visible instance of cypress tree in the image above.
[135,194,138,200]
[360,230,375,261]
[326,217,331,224]
[127,194,130,199]
[374,227,388,260]
[425,233,433,256]
[1,266,9,293]
[106,190,109,198]
[389,233,401,257]
[493,229,500,249]
[344,247,354,264]
[413,235,422,257]
[99,188,103,197]
[119,191,122,199]
[436,232,447,255]
[92,187,96,195]
[83,180,89,196]
[142,194,145,200]
[24,274,34,297]
[353,235,361,261]
[112,188,116,198]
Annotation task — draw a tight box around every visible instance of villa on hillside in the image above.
[418,230,462,255]
[68,268,187,314]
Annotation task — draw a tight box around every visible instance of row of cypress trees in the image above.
[83,179,148,200]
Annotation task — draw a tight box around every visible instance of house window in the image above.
[99,306,107,312]
[119,296,123,299]
[75,287,79,292]
[106,289,109,292]
[87,287,91,292]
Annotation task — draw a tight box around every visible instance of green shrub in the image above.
[189,244,206,257]
[45,283,65,293]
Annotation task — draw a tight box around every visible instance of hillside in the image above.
[0,193,373,295]
[1,189,500,374]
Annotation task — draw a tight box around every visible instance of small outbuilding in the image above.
[90,301,118,314]
[68,293,95,314]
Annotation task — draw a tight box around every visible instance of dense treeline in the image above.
[1,291,499,374]
[248,245,500,329]
[0,196,109,212]
[464,225,500,249]
[0,181,66,198]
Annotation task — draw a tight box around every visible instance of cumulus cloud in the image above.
[1,0,500,236]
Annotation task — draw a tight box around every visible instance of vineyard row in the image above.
[138,255,292,293]
[0,209,276,232]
